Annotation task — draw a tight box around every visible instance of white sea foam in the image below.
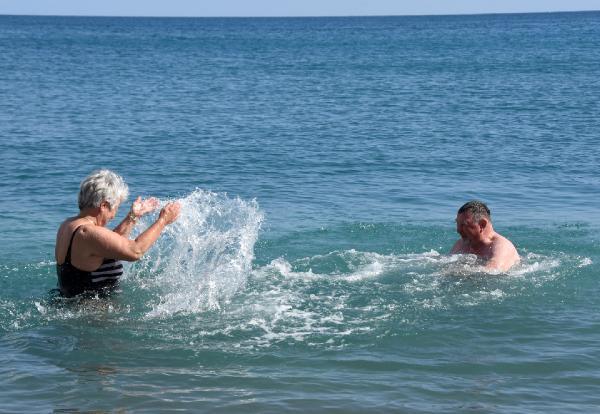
[254,249,449,283]
[578,257,592,267]
[508,252,561,276]
[245,248,582,323]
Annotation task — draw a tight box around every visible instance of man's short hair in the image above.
[458,200,491,222]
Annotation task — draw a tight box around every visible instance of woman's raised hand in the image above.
[159,202,181,225]
[132,196,160,218]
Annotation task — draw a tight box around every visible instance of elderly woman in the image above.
[55,169,180,297]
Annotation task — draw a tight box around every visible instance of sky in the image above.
[1,0,599,17]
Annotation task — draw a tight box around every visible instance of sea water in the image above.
[0,12,599,413]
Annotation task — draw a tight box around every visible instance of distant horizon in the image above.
[1,9,599,19]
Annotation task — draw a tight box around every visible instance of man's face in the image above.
[456,212,482,242]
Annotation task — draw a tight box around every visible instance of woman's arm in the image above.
[82,201,180,261]
[113,196,159,237]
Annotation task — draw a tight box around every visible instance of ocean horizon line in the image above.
[1,9,599,20]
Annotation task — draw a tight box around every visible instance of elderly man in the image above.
[450,200,519,271]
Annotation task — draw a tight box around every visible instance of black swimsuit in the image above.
[56,225,123,297]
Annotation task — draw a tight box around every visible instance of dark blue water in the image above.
[1,12,599,413]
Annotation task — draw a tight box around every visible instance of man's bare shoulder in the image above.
[491,232,517,252]
[489,232,520,270]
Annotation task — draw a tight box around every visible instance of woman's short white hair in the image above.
[78,169,129,210]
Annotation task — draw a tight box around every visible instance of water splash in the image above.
[128,189,263,317]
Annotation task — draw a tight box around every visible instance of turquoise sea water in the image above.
[1,12,599,412]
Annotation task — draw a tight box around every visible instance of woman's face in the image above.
[99,200,120,226]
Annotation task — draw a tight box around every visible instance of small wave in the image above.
[254,249,451,282]
[254,249,572,283]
